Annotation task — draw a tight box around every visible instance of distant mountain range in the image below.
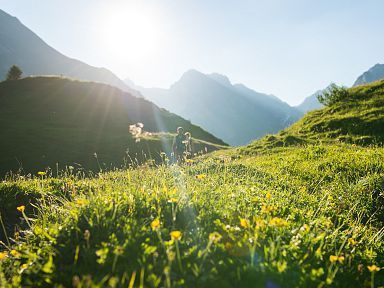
[297,63,384,113]
[0,9,139,96]
[353,63,384,86]
[133,70,303,146]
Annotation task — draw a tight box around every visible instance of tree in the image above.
[317,83,349,106]
[6,65,22,81]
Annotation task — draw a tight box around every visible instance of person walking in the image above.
[184,132,193,159]
[173,127,186,164]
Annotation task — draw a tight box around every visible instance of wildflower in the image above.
[329,255,344,263]
[367,265,380,272]
[167,250,176,261]
[269,217,288,227]
[17,205,25,213]
[240,218,249,228]
[185,159,194,164]
[75,198,88,206]
[20,263,28,270]
[310,267,325,279]
[209,232,222,244]
[114,246,124,256]
[0,251,8,261]
[255,219,265,229]
[37,171,46,176]
[10,250,21,258]
[151,219,161,230]
[300,224,310,233]
[167,198,178,204]
[348,238,357,246]
[265,192,272,200]
[195,174,206,179]
[261,204,275,214]
[170,230,182,241]
[225,242,233,251]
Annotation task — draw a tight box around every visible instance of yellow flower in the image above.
[240,218,249,228]
[265,192,272,200]
[185,159,194,163]
[269,217,288,227]
[367,265,380,272]
[329,255,338,263]
[329,255,344,263]
[0,251,8,261]
[151,219,161,230]
[261,204,275,214]
[170,230,182,241]
[195,174,206,179]
[209,232,222,244]
[167,198,178,204]
[10,250,21,258]
[20,263,28,270]
[75,198,88,206]
[255,219,265,229]
[37,171,46,176]
[17,205,25,213]
[348,238,357,246]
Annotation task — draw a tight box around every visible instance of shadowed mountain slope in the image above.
[0,77,226,175]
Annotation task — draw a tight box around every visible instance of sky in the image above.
[0,0,384,105]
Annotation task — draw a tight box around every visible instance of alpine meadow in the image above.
[0,2,384,288]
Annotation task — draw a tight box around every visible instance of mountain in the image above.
[0,9,139,96]
[0,77,226,175]
[296,86,335,113]
[244,79,384,151]
[134,70,303,146]
[296,92,323,113]
[353,63,384,86]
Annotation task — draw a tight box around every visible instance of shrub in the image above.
[317,83,349,106]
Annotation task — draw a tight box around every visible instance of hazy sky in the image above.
[1,0,384,105]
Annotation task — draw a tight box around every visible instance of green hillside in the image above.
[0,144,383,287]
[242,79,384,152]
[0,80,383,287]
[0,77,227,176]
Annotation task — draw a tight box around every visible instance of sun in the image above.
[100,2,161,61]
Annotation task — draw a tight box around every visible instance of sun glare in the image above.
[100,3,161,61]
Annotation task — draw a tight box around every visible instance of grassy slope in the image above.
[0,80,383,287]
[0,144,383,287]
[241,79,384,153]
[0,77,227,176]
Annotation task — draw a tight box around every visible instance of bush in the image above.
[317,83,349,106]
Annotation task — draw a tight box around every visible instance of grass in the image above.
[242,79,384,153]
[1,77,384,287]
[0,143,383,287]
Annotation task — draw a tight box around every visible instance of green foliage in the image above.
[6,65,22,81]
[0,144,383,287]
[317,83,350,106]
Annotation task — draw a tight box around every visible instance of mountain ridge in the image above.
[134,69,303,145]
[353,63,384,86]
[0,9,139,96]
